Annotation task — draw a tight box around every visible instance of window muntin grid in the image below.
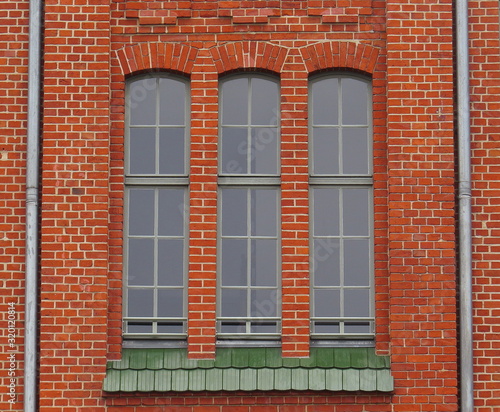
[309,73,374,339]
[124,74,189,339]
[219,75,280,176]
[217,74,281,339]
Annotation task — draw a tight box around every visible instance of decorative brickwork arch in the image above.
[300,41,379,74]
[209,42,289,75]
[116,43,199,75]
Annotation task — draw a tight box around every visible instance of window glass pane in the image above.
[222,78,248,125]
[159,78,186,126]
[157,289,184,317]
[128,238,154,286]
[312,127,339,175]
[159,127,185,175]
[157,239,184,287]
[221,238,247,286]
[221,288,247,317]
[312,78,339,126]
[342,128,369,175]
[221,188,247,236]
[313,187,340,236]
[250,127,278,174]
[128,188,155,236]
[129,128,156,175]
[127,322,153,334]
[129,78,157,126]
[157,322,185,334]
[314,289,340,317]
[221,127,247,174]
[312,238,340,286]
[313,322,340,334]
[251,289,278,318]
[342,78,368,125]
[343,188,369,236]
[251,77,279,126]
[127,289,154,317]
[158,188,185,237]
[344,239,370,287]
[220,321,246,334]
[251,239,277,287]
[344,289,370,317]
[344,322,371,334]
[250,188,277,236]
[251,322,278,334]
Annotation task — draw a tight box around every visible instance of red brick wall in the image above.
[39,0,111,409]
[108,2,388,360]
[105,392,392,411]
[0,0,28,409]
[469,1,500,410]
[10,0,500,409]
[386,0,458,409]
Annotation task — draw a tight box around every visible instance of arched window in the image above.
[217,74,281,339]
[309,73,374,339]
[123,74,189,338]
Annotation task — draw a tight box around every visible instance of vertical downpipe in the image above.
[456,0,474,410]
[25,0,41,409]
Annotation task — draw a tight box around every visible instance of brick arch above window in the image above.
[116,43,199,76]
[209,42,289,75]
[300,42,379,75]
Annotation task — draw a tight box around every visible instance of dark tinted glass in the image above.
[221,188,247,236]
[158,188,185,237]
[222,77,248,125]
[221,288,247,317]
[159,78,186,125]
[157,289,184,317]
[251,77,279,125]
[250,239,277,287]
[159,127,185,175]
[129,128,155,175]
[313,187,340,236]
[157,239,184,287]
[221,127,247,174]
[128,238,154,286]
[221,238,247,286]
[127,289,154,317]
[312,77,339,125]
[342,78,368,125]
[250,188,277,237]
[344,289,370,317]
[129,77,157,126]
[128,188,155,236]
[342,128,369,175]
[312,128,339,175]
[314,289,340,317]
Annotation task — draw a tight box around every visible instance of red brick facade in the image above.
[1,0,499,410]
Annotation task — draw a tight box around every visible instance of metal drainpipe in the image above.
[456,0,474,410]
[25,0,42,409]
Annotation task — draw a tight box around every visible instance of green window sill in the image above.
[103,347,393,393]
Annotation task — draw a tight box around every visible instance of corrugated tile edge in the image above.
[103,347,393,393]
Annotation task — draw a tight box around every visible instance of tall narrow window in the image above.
[218,74,281,339]
[309,73,374,339]
[124,74,189,339]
